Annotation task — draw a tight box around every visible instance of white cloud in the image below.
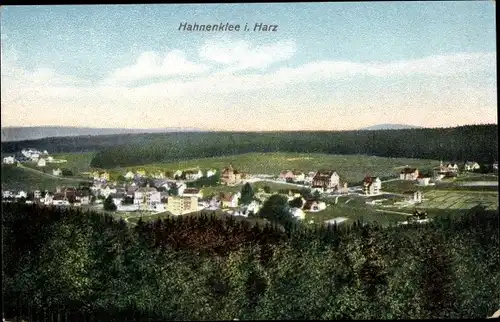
[199,39,297,73]
[1,46,496,129]
[104,49,210,85]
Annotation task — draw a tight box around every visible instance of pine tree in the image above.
[239,183,254,206]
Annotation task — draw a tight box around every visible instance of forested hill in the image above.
[89,124,497,168]
[1,125,497,168]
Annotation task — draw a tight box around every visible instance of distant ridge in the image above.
[0,126,207,142]
[359,124,423,131]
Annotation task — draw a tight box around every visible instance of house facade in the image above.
[52,168,62,176]
[311,170,340,191]
[400,167,419,180]
[464,162,480,171]
[124,171,135,180]
[292,171,305,182]
[363,176,382,195]
[37,158,46,167]
[3,156,15,164]
[206,169,217,177]
[167,196,199,215]
[221,165,243,186]
[185,169,203,180]
[303,200,327,212]
[220,192,241,208]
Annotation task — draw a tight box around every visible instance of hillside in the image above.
[1,125,497,169]
[1,126,206,142]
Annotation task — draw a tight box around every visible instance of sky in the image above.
[0,2,497,131]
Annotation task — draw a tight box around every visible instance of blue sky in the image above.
[1,2,497,130]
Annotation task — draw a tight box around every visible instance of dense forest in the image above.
[3,203,499,320]
[1,125,497,168]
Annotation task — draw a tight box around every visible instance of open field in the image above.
[50,152,96,173]
[382,178,498,194]
[412,190,498,211]
[454,173,499,182]
[305,196,410,227]
[199,180,307,198]
[120,152,440,184]
[1,165,88,191]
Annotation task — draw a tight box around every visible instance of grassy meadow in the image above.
[1,165,87,192]
[121,152,441,184]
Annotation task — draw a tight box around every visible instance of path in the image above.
[17,162,90,183]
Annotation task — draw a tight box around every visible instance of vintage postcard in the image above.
[1,2,498,321]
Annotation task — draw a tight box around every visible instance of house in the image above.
[181,188,203,199]
[493,161,499,171]
[34,190,42,199]
[363,176,382,195]
[2,190,14,199]
[184,169,203,181]
[134,185,158,207]
[30,153,40,161]
[312,170,340,192]
[63,187,77,201]
[101,185,117,198]
[279,170,295,182]
[152,171,166,179]
[2,156,15,164]
[52,168,62,176]
[304,172,317,185]
[400,167,419,181]
[75,192,91,205]
[292,171,306,182]
[46,156,54,162]
[173,170,183,179]
[124,171,135,180]
[417,174,431,186]
[445,163,459,173]
[43,150,49,155]
[464,161,480,171]
[404,191,423,203]
[36,158,46,167]
[206,169,217,178]
[303,199,326,212]
[221,165,243,186]
[15,190,28,199]
[220,192,241,208]
[167,196,199,215]
[136,169,146,177]
[290,207,306,220]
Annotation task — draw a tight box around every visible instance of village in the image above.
[2,148,498,225]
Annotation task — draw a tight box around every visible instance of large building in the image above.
[167,196,199,215]
[220,165,243,185]
[311,170,340,191]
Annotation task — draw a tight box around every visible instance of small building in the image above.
[52,168,62,176]
[493,161,498,171]
[2,156,15,164]
[173,170,183,179]
[292,171,306,182]
[303,200,326,212]
[206,169,217,178]
[400,167,419,181]
[220,165,243,186]
[124,171,135,180]
[220,192,241,208]
[464,161,480,172]
[363,176,382,195]
[417,175,431,186]
[184,169,203,181]
[37,158,46,167]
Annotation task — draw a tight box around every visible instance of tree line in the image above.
[2,202,499,320]
[1,125,497,168]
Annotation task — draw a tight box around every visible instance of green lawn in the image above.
[117,152,440,185]
[453,173,499,182]
[1,165,86,191]
[51,152,96,174]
